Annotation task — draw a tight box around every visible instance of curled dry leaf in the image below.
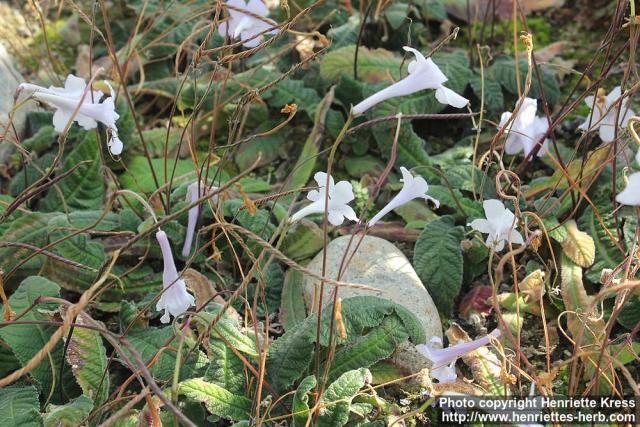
[560,220,595,268]
[519,269,546,304]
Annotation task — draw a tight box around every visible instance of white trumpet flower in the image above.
[218,0,278,48]
[499,97,549,158]
[182,181,219,257]
[579,86,635,143]
[468,199,524,252]
[352,46,469,116]
[156,230,195,323]
[19,74,123,155]
[615,172,640,206]
[289,172,358,226]
[368,166,439,227]
[416,329,501,383]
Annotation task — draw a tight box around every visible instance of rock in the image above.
[0,43,29,141]
[302,235,442,341]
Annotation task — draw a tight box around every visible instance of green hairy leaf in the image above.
[489,57,560,105]
[0,212,58,277]
[320,45,402,83]
[64,312,109,405]
[0,385,43,427]
[267,296,424,391]
[199,305,260,358]
[41,215,106,292]
[318,368,372,427]
[292,375,317,427]
[266,314,317,391]
[124,327,208,382]
[280,269,308,331]
[43,395,93,427]
[206,339,246,395]
[413,216,465,314]
[0,277,79,401]
[179,378,252,421]
[40,133,106,212]
[328,315,409,381]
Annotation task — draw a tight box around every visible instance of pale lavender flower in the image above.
[289,172,358,226]
[416,329,501,383]
[469,199,524,252]
[499,97,549,158]
[182,181,219,257]
[156,230,195,323]
[616,172,640,206]
[19,75,123,155]
[579,86,635,143]
[218,0,278,48]
[368,166,439,227]
[352,46,469,115]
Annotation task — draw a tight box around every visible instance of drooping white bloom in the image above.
[289,172,358,226]
[615,172,640,206]
[218,0,278,48]
[499,97,549,158]
[352,46,469,116]
[368,166,439,227]
[156,230,195,323]
[468,199,524,252]
[579,86,635,143]
[416,329,501,383]
[19,74,123,155]
[182,181,219,257]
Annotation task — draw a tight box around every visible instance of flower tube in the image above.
[156,230,195,323]
[368,166,439,227]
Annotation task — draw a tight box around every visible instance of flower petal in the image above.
[108,134,123,156]
[431,362,457,383]
[52,108,72,132]
[579,108,602,132]
[327,211,344,226]
[247,0,268,16]
[314,171,334,190]
[509,230,524,245]
[399,166,413,183]
[76,111,99,130]
[616,172,640,206]
[241,32,262,48]
[331,180,355,204]
[598,116,617,142]
[605,86,622,108]
[482,199,507,221]
[469,218,493,234]
[307,189,321,202]
[217,20,229,37]
[335,204,358,222]
[583,95,595,109]
[435,86,469,108]
[493,236,506,252]
[402,46,429,74]
[499,111,513,128]
[63,74,87,94]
